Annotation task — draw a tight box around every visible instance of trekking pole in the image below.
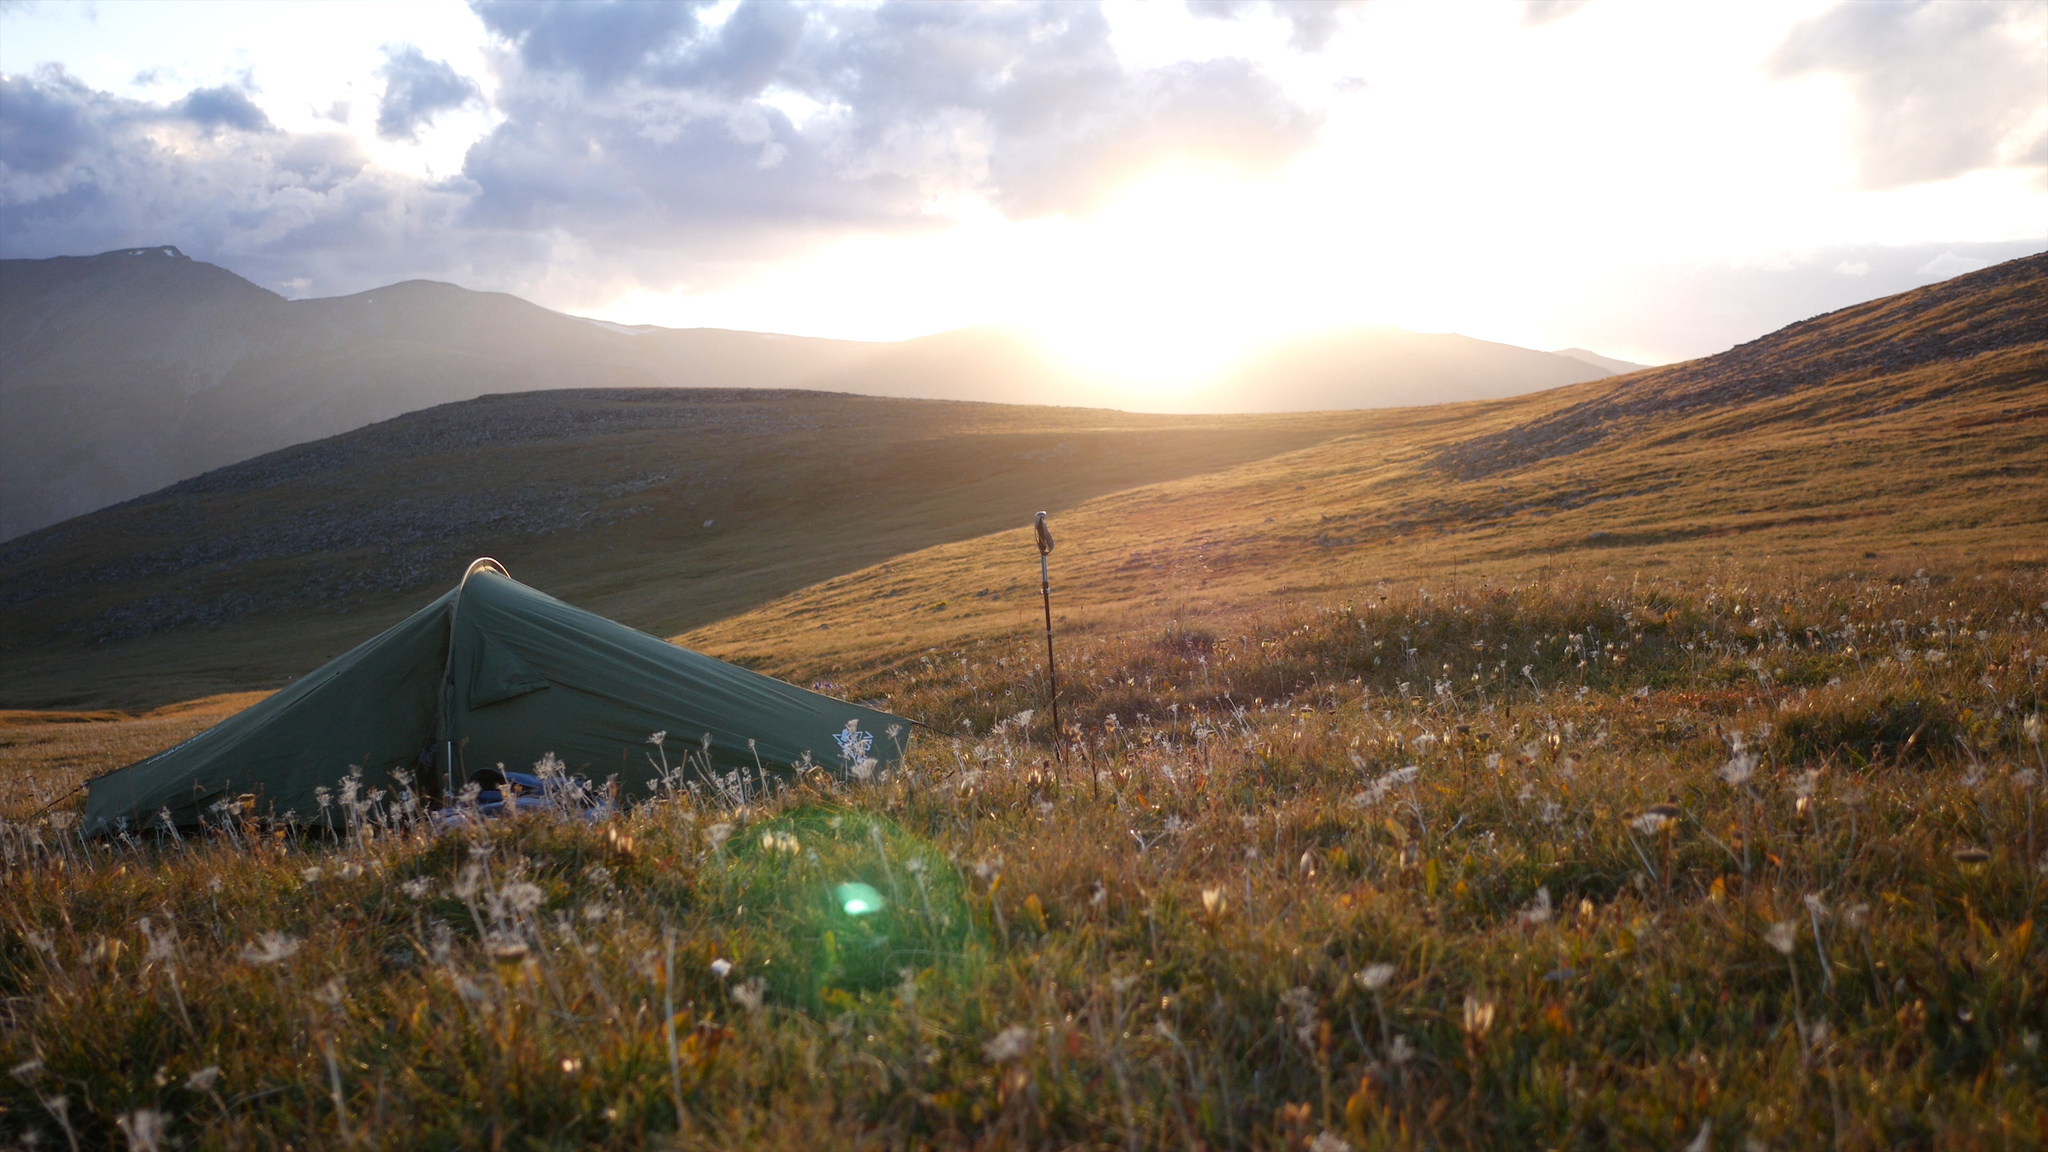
[1034,512,1069,779]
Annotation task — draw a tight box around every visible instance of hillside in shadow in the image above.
[1,247,1613,537]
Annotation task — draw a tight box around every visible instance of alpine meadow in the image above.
[2,2,2046,1150]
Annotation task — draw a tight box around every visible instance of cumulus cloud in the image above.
[1187,0,1358,51]
[1769,0,2048,188]
[0,68,94,174]
[0,67,485,294]
[174,85,273,133]
[474,0,716,90]
[468,1,1319,219]
[457,0,1321,265]
[375,45,482,140]
[1,1,1319,302]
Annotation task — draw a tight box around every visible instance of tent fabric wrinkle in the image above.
[468,631,551,709]
[82,564,910,834]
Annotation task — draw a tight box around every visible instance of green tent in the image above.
[83,560,911,833]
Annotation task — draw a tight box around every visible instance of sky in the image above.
[1,0,2043,381]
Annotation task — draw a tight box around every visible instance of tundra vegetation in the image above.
[4,567,2043,1150]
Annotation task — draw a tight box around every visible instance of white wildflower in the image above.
[1518,886,1553,926]
[710,957,733,978]
[983,1025,1033,1063]
[1764,920,1798,956]
[116,1108,169,1152]
[400,877,433,900]
[500,881,545,915]
[1387,1035,1416,1064]
[184,1066,221,1091]
[1718,751,1757,786]
[729,978,765,1012]
[240,931,301,965]
[1354,963,1397,992]
[138,917,177,963]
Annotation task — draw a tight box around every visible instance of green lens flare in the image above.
[834,882,885,916]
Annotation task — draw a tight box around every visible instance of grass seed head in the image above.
[1952,845,1991,873]
[1462,995,1496,1038]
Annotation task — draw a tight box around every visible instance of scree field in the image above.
[1,256,2044,1150]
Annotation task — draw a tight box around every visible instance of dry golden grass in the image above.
[3,258,2045,1150]
[681,341,2047,693]
[0,693,270,819]
[3,571,2041,1150]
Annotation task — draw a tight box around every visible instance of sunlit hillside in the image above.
[684,253,2047,690]
[1,250,2043,1152]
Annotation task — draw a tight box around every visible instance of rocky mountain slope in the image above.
[1437,251,2048,479]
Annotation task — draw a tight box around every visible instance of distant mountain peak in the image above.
[94,245,189,260]
[1551,348,1649,376]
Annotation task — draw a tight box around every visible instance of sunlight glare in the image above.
[1023,167,1315,390]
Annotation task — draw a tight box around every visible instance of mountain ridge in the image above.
[1437,250,2048,479]
[4,249,2041,710]
[0,248,1612,538]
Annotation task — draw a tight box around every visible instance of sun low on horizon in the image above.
[2,0,2043,392]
